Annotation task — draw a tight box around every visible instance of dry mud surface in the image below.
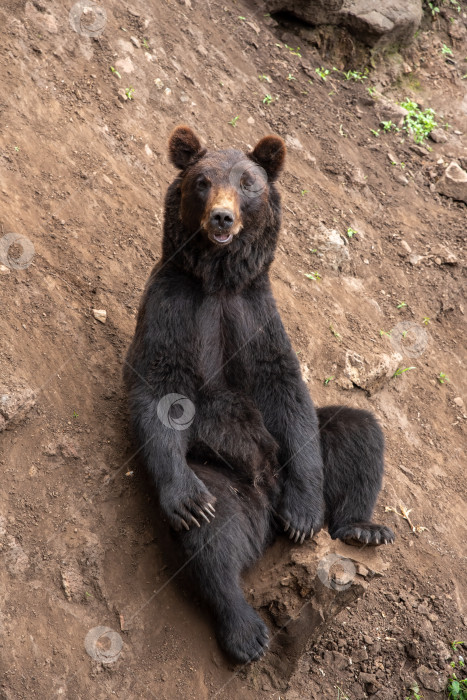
[0,1,466,698]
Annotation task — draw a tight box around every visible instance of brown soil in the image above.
[0,1,466,699]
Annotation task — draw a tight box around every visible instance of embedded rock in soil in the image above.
[265,0,422,47]
[311,225,350,273]
[436,162,467,204]
[344,350,402,395]
[0,385,36,431]
[417,665,445,692]
[247,536,367,687]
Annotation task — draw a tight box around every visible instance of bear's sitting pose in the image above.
[124,126,395,663]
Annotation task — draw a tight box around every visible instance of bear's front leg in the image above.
[253,345,325,543]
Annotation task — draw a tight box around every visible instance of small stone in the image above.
[377,100,408,128]
[247,116,255,125]
[130,36,140,48]
[353,648,369,662]
[408,254,424,266]
[364,635,374,645]
[436,161,467,204]
[417,665,444,692]
[154,78,164,89]
[400,240,411,254]
[394,173,409,186]
[360,672,380,694]
[0,264,10,274]
[429,128,448,144]
[285,135,303,150]
[453,397,464,408]
[92,309,107,323]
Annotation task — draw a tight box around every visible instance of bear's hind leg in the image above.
[177,464,273,663]
[317,406,395,547]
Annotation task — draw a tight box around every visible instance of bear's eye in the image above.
[196,176,210,192]
[240,173,255,190]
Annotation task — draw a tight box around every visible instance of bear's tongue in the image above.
[214,232,232,243]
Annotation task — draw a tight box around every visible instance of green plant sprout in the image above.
[125,87,135,100]
[305,271,321,282]
[423,316,430,325]
[393,366,416,377]
[400,100,437,143]
[442,44,454,56]
[228,116,239,127]
[315,67,330,81]
[405,683,423,700]
[110,66,121,79]
[380,330,392,337]
[329,324,341,340]
[263,94,273,105]
[287,73,296,81]
[438,372,450,384]
[300,189,308,196]
[396,301,407,309]
[381,120,399,132]
[285,44,301,56]
[258,74,272,83]
[347,227,357,238]
[368,86,376,96]
[343,69,368,81]
[72,411,79,419]
[371,128,380,137]
[142,38,150,50]
[324,376,334,386]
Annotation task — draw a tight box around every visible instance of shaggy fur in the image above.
[124,126,394,664]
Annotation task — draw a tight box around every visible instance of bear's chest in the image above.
[195,295,260,390]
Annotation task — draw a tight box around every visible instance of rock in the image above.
[360,672,381,694]
[92,309,107,323]
[417,665,444,692]
[377,99,408,128]
[394,173,409,186]
[285,134,303,150]
[400,240,412,254]
[130,36,140,48]
[265,0,422,47]
[0,386,36,431]
[247,116,255,125]
[311,225,350,273]
[0,264,10,274]
[436,162,467,204]
[353,648,369,662]
[453,397,464,409]
[429,128,448,144]
[344,350,402,395]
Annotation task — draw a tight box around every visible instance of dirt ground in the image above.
[0,0,466,698]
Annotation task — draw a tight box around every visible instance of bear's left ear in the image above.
[169,125,206,170]
[249,135,286,182]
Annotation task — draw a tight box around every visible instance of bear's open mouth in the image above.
[210,232,233,245]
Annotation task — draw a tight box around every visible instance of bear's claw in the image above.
[332,522,395,547]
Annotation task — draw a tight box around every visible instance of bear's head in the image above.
[163,125,286,292]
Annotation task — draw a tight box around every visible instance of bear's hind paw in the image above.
[332,522,395,547]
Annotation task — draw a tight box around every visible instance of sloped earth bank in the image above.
[0,0,466,698]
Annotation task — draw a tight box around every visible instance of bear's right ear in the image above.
[249,135,286,182]
[168,125,205,170]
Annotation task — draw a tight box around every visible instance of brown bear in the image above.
[123,126,394,664]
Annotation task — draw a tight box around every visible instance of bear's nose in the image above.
[210,208,235,229]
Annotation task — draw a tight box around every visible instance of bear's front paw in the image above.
[159,472,217,532]
[276,480,324,544]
